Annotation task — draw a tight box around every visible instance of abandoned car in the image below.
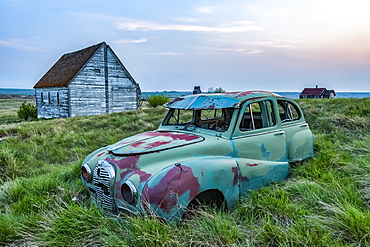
[81,91,314,222]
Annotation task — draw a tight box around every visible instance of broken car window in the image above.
[166,109,194,125]
[277,100,301,123]
[239,100,276,131]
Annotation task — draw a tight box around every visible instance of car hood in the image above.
[107,130,205,156]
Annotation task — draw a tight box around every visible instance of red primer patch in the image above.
[97,152,105,157]
[105,155,151,199]
[119,139,139,146]
[223,91,276,98]
[146,141,172,148]
[144,131,200,141]
[131,140,172,149]
[231,166,239,185]
[131,141,145,148]
[142,165,200,213]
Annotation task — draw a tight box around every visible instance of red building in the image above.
[299,85,336,99]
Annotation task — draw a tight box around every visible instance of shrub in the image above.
[147,95,170,108]
[208,87,226,93]
[17,102,37,121]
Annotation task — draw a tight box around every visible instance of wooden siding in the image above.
[107,47,138,113]
[68,44,138,117]
[69,46,106,117]
[35,87,69,118]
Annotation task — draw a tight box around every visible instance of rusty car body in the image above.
[80,91,314,222]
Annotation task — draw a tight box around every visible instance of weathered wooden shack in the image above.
[33,42,141,118]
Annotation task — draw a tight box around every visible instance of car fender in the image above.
[288,128,314,162]
[141,156,239,221]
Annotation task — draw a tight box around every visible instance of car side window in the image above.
[239,100,276,131]
[166,109,194,125]
[277,100,301,123]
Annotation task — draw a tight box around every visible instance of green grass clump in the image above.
[0,97,370,246]
[17,101,37,121]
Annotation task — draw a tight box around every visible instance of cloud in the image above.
[198,46,263,54]
[195,6,216,14]
[114,38,148,43]
[115,20,262,33]
[247,40,302,49]
[0,40,44,51]
[220,48,263,54]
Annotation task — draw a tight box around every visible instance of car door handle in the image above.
[300,123,308,127]
[274,131,285,136]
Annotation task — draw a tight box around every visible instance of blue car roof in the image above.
[163,91,283,110]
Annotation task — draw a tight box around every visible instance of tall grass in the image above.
[0,98,369,246]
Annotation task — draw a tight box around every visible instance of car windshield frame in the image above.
[161,107,236,133]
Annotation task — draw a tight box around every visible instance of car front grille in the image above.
[93,160,116,211]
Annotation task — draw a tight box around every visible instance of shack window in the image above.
[57,92,60,105]
[41,91,49,104]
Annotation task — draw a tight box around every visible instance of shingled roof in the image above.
[300,87,327,96]
[34,42,105,88]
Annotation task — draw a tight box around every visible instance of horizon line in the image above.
[1,87,370,93]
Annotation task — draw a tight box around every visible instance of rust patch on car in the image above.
[97,152,106,157]
[131,140,172,148]
[105,155,151,199]
[142,165,200,213]
[231,166,239,185]
[145,131,201,141]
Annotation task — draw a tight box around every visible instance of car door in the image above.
[276,99,314,161]
[232,98,287,161]
[231,98,289,193]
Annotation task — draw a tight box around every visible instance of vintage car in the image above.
[80,91,314,222]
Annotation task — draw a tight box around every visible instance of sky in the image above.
[1,0,370,92]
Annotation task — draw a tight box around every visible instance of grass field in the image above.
[0,98,369,246]
[0,98,35,126]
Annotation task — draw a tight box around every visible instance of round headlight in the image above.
[81,163,92,182]
[121,181,137,204]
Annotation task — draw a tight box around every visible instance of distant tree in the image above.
[208,87,226,93]
[207,87,214,93]
[214,87,226,93]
